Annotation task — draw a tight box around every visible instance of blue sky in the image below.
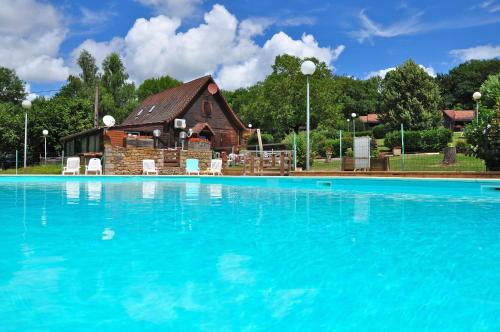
[2,0,500,96]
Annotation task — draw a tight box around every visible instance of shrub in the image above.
[455,140,470,154]
[384,128,452,152]
[282,131,312,168]
[247,133,274,146]
[372,124,389,139]
[354,130,372,137]
[465,107,500,171]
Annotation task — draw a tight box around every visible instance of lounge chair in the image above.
[205,159,223,175]
[85,158,102,175]
[142,159,158,175]
[186,159,200,175]
[62,157,80,175]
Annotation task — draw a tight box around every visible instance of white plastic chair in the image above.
[142,159,158,175]
[186,159,200,175]
[62,157,80,175]
[85,158,102,175]
[206,159,223,176]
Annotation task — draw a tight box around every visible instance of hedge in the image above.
[372,124,389,139]
[384,128,452,152]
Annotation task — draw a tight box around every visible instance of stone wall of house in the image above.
[104,143,211,175]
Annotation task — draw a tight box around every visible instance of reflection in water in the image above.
[142,182,156,199]
[353,195,371,223]
[87,182,102,202]
[185,182,200,201]
[209,184,222,199]
[102,227,115,240]
[65,181,80,202]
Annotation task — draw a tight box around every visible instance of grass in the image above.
[310,153,485,172]
[389,153,485,172]
[311,159,342,171]
[0,164,62,175]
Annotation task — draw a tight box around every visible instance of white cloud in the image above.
[136,0,203,18]
[354,9,423,42]
[0,0,70,83]
[365,64,436,79]
[450,44,500,61]
[75,4,342,90]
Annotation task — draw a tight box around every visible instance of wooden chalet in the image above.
[114,75,245,150]
[61,75,246,156]
[358,114,380,128]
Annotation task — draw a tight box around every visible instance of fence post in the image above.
[400,124,405,171]
[293,132,297,170]
[339,130,343,169]
[15,150,18,175]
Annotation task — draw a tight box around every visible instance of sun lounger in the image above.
[85,158,102,175]
[62,157,80,175]
[142,159,158,175]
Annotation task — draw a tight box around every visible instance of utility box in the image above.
[354,136,371,171]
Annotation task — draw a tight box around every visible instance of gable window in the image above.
[202,100,212,117]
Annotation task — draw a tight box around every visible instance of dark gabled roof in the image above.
[442,110,476,121]
[118,75,245,130]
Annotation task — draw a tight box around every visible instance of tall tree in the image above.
[102,53,129,101]
[480,73,500,109]
[78,50,99,87]
[0,67,26,103]
[437,59,500,109]
[137,75,182,101]
[379,59,442,130]
[333,75,380,118]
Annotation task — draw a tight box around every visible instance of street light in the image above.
[351,113,357,137]
[347,118,351,132]
[300,60,316,171]
[42,129,48,164]
[248,123,253,129]
[21,100,32,168]
[473,92,481,124]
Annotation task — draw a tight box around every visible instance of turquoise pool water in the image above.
[1,176,500,331]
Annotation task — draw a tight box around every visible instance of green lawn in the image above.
[310,153,485,172]
[311,159,342,171]
[389,153,485,172]
[0,164,62,175]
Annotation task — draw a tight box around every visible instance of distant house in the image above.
[359,114,380,128]
[442,110,475,131]
[61,76,246,156]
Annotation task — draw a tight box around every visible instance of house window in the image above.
[202,100,212,117]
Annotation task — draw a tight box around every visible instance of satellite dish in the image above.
[103,115,116,127]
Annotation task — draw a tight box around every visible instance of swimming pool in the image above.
[1,176,499,331]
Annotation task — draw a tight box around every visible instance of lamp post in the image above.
[347,118,350,132]
[351,113,357,137]
[21,100,32,168]
[153,129,161,148]
[300,60,316,171]
[42,130,48,164]
[473,92,481,124]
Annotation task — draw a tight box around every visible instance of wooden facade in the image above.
[114,75,246,152]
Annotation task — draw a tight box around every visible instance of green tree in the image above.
[78,50,99,87]
[379,59,442,130]
[437,59,500,109]
[480,73,500,109]
[333,75,380,118]
[465,104,500,171]
[100,53,137,122]
[137,75,182,101]
[0,67,26,103]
